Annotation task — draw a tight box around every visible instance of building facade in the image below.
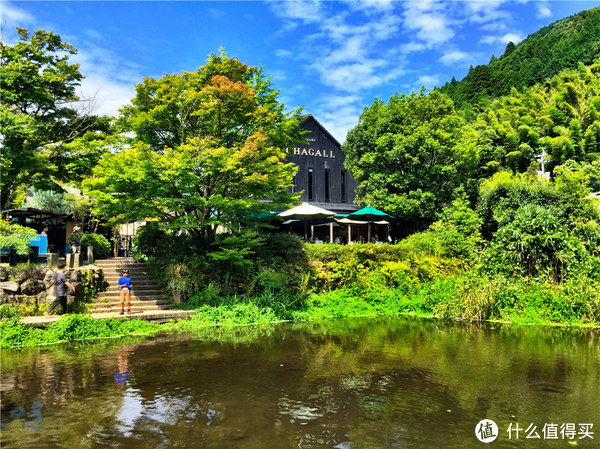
[285,115,359,213]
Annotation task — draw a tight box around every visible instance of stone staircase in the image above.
[93,258,173,314]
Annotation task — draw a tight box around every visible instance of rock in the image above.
[0,268,9,282]
[44,270,56,289]
[44,290,56,304]
[36,291,47,304]
[20,279,46,296]
[30,268,47,280]
[69,270,80,282]
[13,269,29,283]
[172,290,185,304]
[0,294,15,304]
[0,281,19,294]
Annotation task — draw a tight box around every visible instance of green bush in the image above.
[482,204,590,280]
[0,304,21,319]
[81,233,111,259]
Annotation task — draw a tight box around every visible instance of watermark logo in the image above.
[476,419,498,443]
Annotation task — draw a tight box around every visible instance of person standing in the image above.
[68,226,82,254]
[44,262,75,316]
[118,268,133,315]
[40,226,48,236]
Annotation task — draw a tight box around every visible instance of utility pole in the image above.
[536,147,547,180]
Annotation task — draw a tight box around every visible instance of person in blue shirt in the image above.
[117,268,133,315]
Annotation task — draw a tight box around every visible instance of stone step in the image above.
[105,283,160,290]
[97,295,167,302]
[94,299,171,308]
[104,275,158,282]
[95,260,144,267]
[92,304,174,312]
[104,275,158,280]
[21,310,196,328]
[101,266,150,270]
[101,288,163,296]
[104,277,158,286]
[105,289,162,295]
[98,267,150,273]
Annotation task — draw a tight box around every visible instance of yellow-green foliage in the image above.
[304,244,466,293]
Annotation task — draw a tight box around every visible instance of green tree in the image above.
[28,187,71,214]
[86,51,303,244]
[343,89,479,234]
[0,28,110,208]
[0,219,37,254]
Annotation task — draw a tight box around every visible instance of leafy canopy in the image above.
[343,89,479,233]
[0,220,37,254]
[0,28,110,208]
[86,51,304,244]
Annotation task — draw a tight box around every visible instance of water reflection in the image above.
[1,317,599,448]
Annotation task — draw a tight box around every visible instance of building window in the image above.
[291,175,296,194]
[324,169,330,202]
[308,168,314,201]
[341,170,346,203]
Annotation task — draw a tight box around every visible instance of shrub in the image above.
[482,204,590,280]
[81,233,111,259]
[0,304,21,319]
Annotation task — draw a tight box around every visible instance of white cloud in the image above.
[439,50,470,65]
[343,0,395,15]
[208,8,225,20]
[480,32,523,45]
[70,43,141,117]
[465,1,511,24]
[480,22,508,32]
[275,49,293,58]
[479,35,497,44]
[283,8,405,94]
[416,75,441,89]
[402,1,455,47]
[500,32,522,44]
[85,29,102,40]
[536,3,552,19]
[270,69,287,82]
[399,42,426,54]
[0,1,35,27]
[269,0,323,23]
[313,94,364,142]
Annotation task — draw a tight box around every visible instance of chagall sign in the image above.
[285,147,336,158]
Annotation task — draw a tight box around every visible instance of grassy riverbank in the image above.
[2,271,599,349]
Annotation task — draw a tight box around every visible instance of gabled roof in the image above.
[302,114,342,149]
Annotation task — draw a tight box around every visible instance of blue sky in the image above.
[1,1,596,142]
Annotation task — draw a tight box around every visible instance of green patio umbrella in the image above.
[345,206,393,242]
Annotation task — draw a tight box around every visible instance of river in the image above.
[1,316,598,448]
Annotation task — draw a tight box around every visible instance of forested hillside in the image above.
[440,7,600,108]
[474,60,600,177]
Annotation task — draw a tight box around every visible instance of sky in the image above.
[1,1,596,143]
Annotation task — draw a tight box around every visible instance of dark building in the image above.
[285,115,359,213]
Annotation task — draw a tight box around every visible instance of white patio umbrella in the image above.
[336,218,390,243]
[279,203,336,240]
